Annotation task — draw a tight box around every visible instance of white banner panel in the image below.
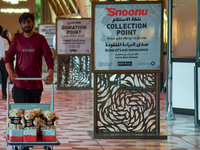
[93,3,163,71]
[38,24,55,49]
[57,18,91,55]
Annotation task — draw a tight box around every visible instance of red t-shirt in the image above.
[5,32,54,90]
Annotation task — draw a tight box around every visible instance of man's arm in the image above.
[44,69,54,84]
[41,35,54,84]
[5,62,17,82]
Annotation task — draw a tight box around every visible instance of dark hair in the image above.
[2,29,8,38]
[0,26,2,35]
[19,13,35,24]
[2,29,11,44]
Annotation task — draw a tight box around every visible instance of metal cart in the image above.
[6,78,60,150]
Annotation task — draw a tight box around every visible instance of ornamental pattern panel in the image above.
[95,73,157,133]
[57,55,91,89]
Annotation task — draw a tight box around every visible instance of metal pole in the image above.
[165,0,175,120]
[7,81,9,129]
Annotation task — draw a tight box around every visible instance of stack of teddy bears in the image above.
[7,108,59,142]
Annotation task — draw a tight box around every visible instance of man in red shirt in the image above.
[5,13,54,103]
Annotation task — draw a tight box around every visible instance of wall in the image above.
[172,0,197,58]
[0,0,36,39]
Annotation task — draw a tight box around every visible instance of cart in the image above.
[5,78,60,150]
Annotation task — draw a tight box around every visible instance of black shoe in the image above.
[2,95,6,99]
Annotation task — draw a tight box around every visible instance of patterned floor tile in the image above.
[0,83,199,150]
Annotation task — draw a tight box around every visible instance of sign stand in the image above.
[56,18,92,90]
[90,1,167,139]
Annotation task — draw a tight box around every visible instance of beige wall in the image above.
[78,0,90,18]
[0,0,36,39]
[172,0,197,58]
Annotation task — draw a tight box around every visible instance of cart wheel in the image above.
[13,146,18,150]
[43,146,51,150]
[20,146,29,150]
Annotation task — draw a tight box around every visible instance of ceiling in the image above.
[48,0,166,18]
[48,0,79,17]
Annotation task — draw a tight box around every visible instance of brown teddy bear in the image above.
[7,108,24,129]
[33,108,45,126]
[21,110,38,130]
[34,108,42,118]
[42,110,59,129]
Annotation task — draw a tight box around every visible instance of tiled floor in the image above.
[0,82,200,149]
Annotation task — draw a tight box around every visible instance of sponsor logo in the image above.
[151,61,155,66]
[118,61,132,66]
[106,8,148,16]
[138,61,156,66]
[98,62,102,66]
[98,62,113,67]
[70,49,77,52]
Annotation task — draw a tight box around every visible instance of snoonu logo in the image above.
[106,8,148,16]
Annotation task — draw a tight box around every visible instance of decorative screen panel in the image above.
[57,55,92,89]
[95,73,158,133]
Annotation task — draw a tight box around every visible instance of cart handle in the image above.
[6,78,54,127]
[7,77,54,105]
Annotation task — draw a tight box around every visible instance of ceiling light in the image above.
[0,8,29,13]
[3,0,27,4]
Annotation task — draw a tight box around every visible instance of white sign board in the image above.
[38,24,55,49]
[57,18,91,55]
[93,2,163,72]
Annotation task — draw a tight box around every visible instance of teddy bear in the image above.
[7,108,24,129]
[42,110,59,129]
[34,108,42,118]
[21,110,38,130]
[28,108,45,126]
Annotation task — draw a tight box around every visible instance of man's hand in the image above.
[44,69,54,84]
[7,73,18,83]
[5,62,17,83]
